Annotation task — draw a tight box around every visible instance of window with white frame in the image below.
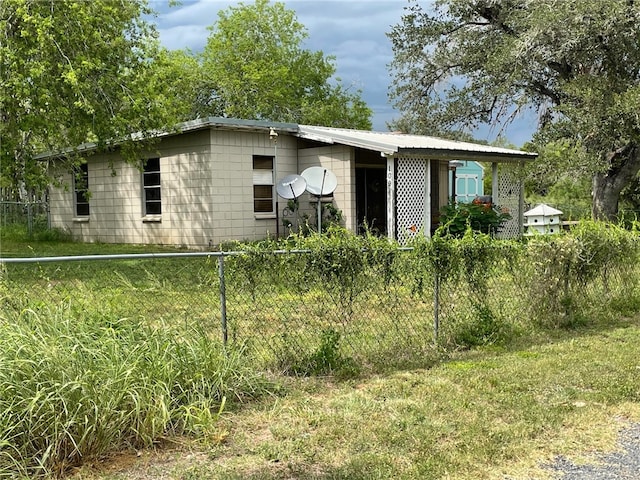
[73,163,90,216]
[142,158,161,215]
[253,155,274,214]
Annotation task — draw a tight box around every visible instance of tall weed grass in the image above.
[0,297,271,478]
[520,221,640,328]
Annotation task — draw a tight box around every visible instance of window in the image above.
[73,163,89,216]
[142,158,161,215]
[253,155,274,214]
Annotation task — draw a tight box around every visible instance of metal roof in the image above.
[297,125,537,162]
[36,117,537,162]
[34,117,300,160]
[179,117,299,134]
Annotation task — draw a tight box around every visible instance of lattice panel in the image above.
[496,164,523,239]
[395,158,427,242]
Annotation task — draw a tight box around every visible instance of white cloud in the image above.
[158,24,210,51]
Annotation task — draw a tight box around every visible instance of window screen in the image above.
[143,158,161,215]
[253,155,274,213]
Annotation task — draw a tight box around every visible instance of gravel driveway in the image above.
[548,423,640,479]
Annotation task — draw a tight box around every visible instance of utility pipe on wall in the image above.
[270,128,279,238]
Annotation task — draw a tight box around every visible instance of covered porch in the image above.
[296,125,537,241]
[389,155,529,241]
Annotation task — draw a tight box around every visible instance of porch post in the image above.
[425,158,431,237]
[491,162,499,206]
[386,156,395,240]
[519,160,525,236]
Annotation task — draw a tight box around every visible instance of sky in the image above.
[148,0,536,146]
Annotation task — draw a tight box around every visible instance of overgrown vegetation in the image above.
[2,221,640,477]
[0,300,272,478]
[439,201,512,237]
[68,322,640,480]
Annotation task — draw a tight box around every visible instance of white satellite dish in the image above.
[301,166,338,196]
[276,174,307,199]
[301,167,339,233]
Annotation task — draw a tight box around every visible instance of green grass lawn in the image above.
[0,224,191,257]
[3,225,640,479]
[70,318,640,480]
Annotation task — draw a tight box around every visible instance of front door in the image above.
[356,167,387,235]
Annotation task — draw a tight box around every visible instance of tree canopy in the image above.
[388,0,640,220]
[0,0,189,199]
[1,0,373,198]
[199,0,372,128]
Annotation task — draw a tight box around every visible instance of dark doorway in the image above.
[356,168,387,235]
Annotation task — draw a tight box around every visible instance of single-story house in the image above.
[47,117,537,248]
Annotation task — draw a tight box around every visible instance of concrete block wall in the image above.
[49,128,299,248]
[298,145,356,232]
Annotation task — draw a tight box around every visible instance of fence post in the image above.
[27,202,33,237]
[218,254,228,345]
[433,274,440,343]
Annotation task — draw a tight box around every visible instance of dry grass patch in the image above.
[68,321,640,480]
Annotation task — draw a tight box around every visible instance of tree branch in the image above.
[472,4,517,36]
[441,21,491,36]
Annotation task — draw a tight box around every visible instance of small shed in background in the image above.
[449,160,484,203]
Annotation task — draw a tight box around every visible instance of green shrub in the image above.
[409,227,459,289]
[0,223,72,243]
[301,227,370,323]
[447,230,519,347]
[440,201,511,238]
[33,227,73,243]
[449,304,510,348]
[523,221,640,327]
[292,329,359,378]
[223,237,286,300]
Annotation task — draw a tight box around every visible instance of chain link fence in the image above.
[2,226,640,374]
[0,201,50,234]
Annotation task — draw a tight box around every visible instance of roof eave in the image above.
[296,130,399,155]
[36,117,301,160]
[396,148,537,163]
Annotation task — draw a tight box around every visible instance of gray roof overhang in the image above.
[297,125,537,163]
[36,118,537,163]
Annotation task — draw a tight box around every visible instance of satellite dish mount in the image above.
[276,174,307,232]
[301,167,338,233]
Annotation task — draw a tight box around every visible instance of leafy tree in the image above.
[389,112,484,141]
[388,0,640,220]
[521,139,591,218]
[200,0,372,129]
[148,49,219,123]
[0,0,186,199]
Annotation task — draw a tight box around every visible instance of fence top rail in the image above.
[0,252,223,264]
[0,249,307,264]
[0,247,413,264]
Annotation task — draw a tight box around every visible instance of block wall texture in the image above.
[49,129,299,248]
[298,145,356,232]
